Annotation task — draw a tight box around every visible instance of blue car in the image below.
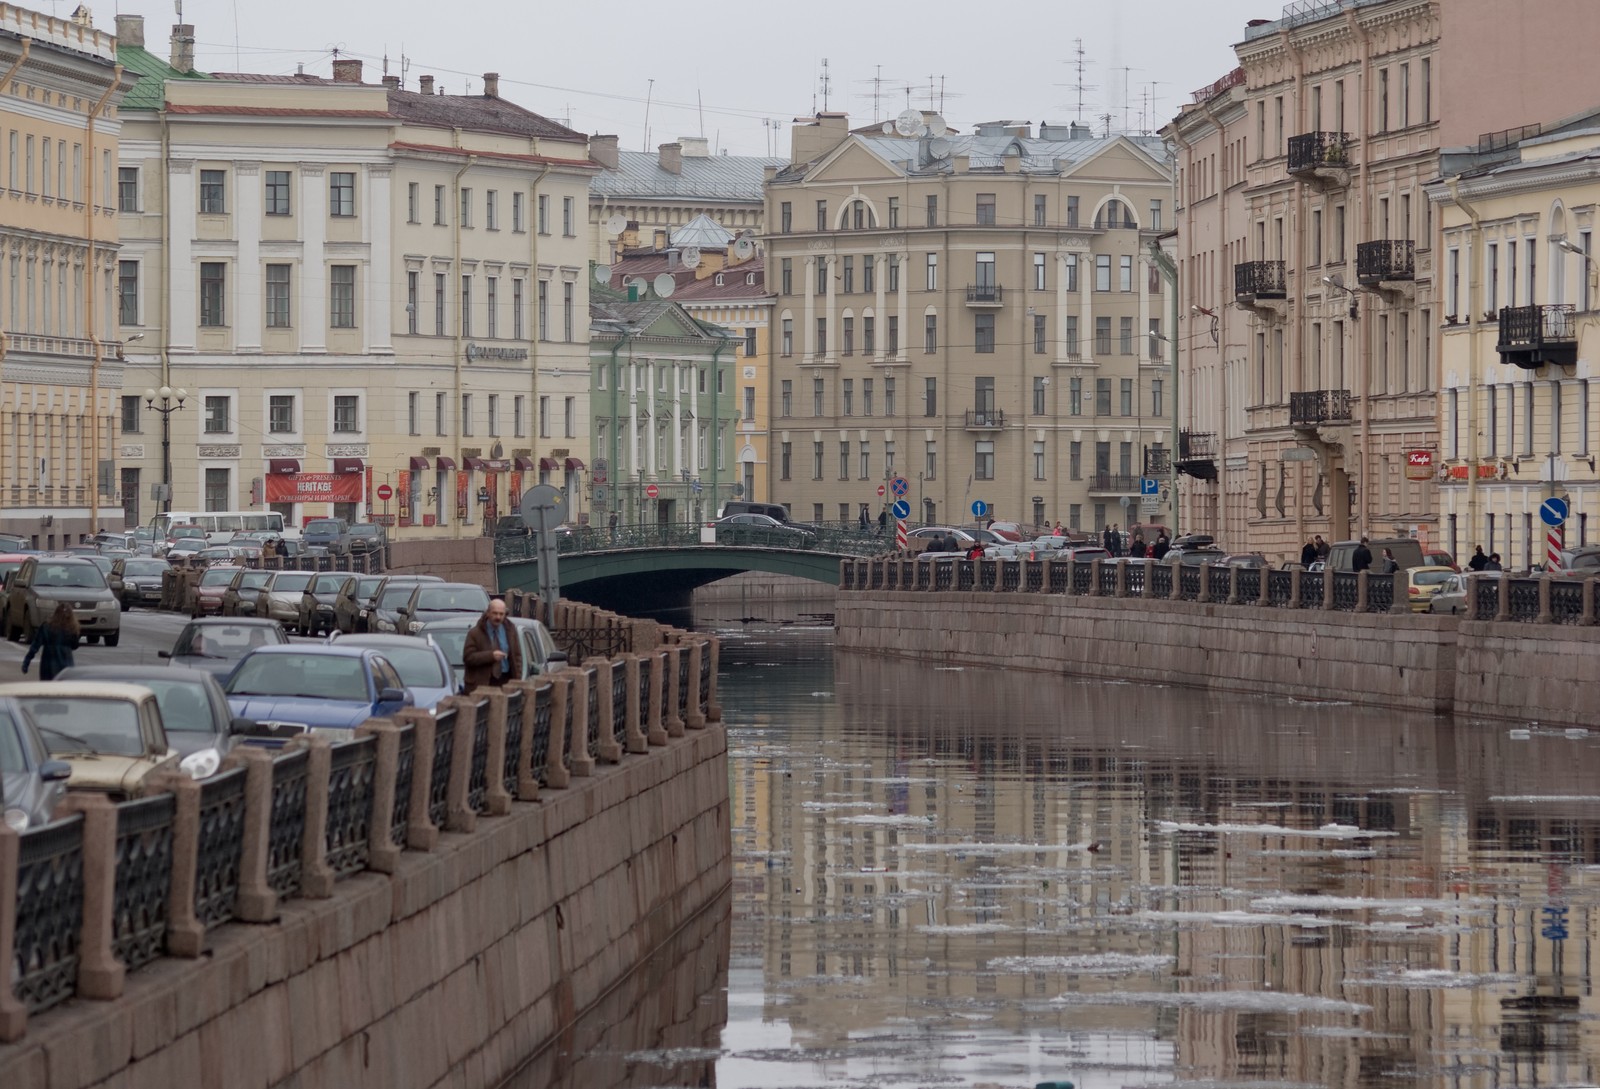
[224,645,413,743]
[325,632,457,711]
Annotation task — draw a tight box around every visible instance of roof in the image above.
[115,43,209,111]
[589,294,733,340]
[670,214,735,249]
[607,254,767,303]
[779,130,1168,181]
[591,149,784,202]
[0,681,158,702]
[386,87,582,142]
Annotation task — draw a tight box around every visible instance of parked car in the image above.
[223,645,414,740]
[1326,537,1424,573]
[1059,546,1113,564]
[0,552,30,621]
[1422,550,1458,572]
[0,696,72,830]
[1212,552,1271,568]
[717,500,798,525]
[1556,546,1600,575]
[985,521,1026,542]
[0,682,180,800]
[395,582,491,635]
[0,533,33,553]
[109,556,170,610]
[161,617,290,677]
[1404,565,1459,612]
[419,615,566,690]
[188,564,241,617]
[253,570,316,627]
[164,538,207,564]
[711,513,815,546]
[302,518,352,556]
[366,575,445,634]
[4,555,121,646]
[334,574,388,634]
[347,523,386,554]
[1427,573,1472,615]
[297,573,354,636]
[55,666,236,780]
[221,568,275,616]
[327,633,456,710]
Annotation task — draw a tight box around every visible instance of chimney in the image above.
[678,136,710,158]
[658,142,683,175]
[482,72,499,98]
[382,74,400,90]
[419,74,434,96]
[114,13,144,48]
[331,58,363,84]
[789,112,850,165]
[589,134,620,170]
[169,23,195,74]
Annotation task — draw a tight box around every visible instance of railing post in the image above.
[395,709,439,850]
[544,674,574,788]
[1258,569,1271,607]
[1538,574,1554,623]
[481,691,513,815]
[622,654,648,754]
[55,794,123,1000]
[163,774,206,957]
[503,681,540,803]
[0,824,23,1040]
[705,635,722,722]
[1169,562,1183,601]
[1585,577,1599,626]
[1114,558,1128,597]
[1140,560,1154,599]
[230,746,279,922]
[1322,567,1335,611]
[1225,568,1240,605]
[1288,569,1303,609]
[359,721,405,871]
[444,696,480,830]
[299,735,335,897]
[646,649,668,745]
[1087,558,1102,596]
[564,668,595,776]
[1197,564,1212,604]
[662,645,685,737]
[683,639,707,729]
[1356,571,1369,613]
[1496,573,1511,621]
[586,658,623,762]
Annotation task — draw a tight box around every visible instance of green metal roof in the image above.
[116,44,207,111]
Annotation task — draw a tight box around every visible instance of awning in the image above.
[538,457,560,471]
[464,457,488,471]
[435,456,457,471]
[408,456,431,471]
[564,457,586,471]
[332,458,365,475]
[267,458,300,475]
[513,456,536,471]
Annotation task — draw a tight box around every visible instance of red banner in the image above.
[456,470,469,524]
[484,472,499,521]
[508,471,523,512]
[397,469,413,527]
[263,473,364,504]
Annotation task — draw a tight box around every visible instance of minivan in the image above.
[1326,537,1424,572]
[718,501,794,524]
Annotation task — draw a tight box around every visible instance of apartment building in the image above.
[114,17,595,535]
[0,5,133,545]
[1427,121,1600,565]
[765,112,1174,531]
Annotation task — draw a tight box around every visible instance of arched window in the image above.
[1095,199,1136,230]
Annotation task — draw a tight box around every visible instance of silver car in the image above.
[0,696,71,830]
[254,570,316,627]
[4,555,122,646]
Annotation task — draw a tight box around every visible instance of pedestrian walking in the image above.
[1485,552,1503,571]
[1152,532,1170,560]
[1352,536,1373,572]
[1314,535,1330,561]
[1053,521,1064,537]
[463,597,522,689]
[1300,538,1318,567]
[1130,534,1147,558]
[22,602,79,680]
[1380,547,1399,574]
[876,510,887,537]
[1467,545,1489,571]
[608,510,619,541]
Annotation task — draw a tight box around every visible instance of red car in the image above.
[190,565,241,617]
[1422,550,1458,572]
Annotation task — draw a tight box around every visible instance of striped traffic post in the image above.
[1540,496,1568,571]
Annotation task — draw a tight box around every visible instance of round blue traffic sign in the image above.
[891,499,910,519]
[971,500,988,518]
[1540,496,1569,527]
[890,476,910,497]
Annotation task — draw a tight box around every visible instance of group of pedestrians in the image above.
[1298,535,1332,567]
[1466,545,1504,571]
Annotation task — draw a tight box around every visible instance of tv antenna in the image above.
[1057,39,1097,124]
[1115,66,1141,134]
[855,65,901,125]
[642,78,654,151]
[922,74,962,114]
[817,58,832,112]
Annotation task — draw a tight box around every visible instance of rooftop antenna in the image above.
[818,58,832,111]
[642,77,654,152]
[1142,81,1166,133]
[697,88,705,138]
[855,65,898,125]
[1098,112,1114,138]
[1115,67,1140,134]
[381,50,389,77]
[1056,39,1098,125]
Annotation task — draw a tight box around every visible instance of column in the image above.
[626,360,638,481]
[687,362,700,480]
[1055,252,1072,363]
[823,255,836,360]
[233,161,262,353]
[299,165,327,353]
[896,250,909,358]
[672,361,683,476]
[645,361,657,477]
[1138,256,1151,367]
[874,249,887,361]
[1079,250,1093,357]
[803,257,816,356]
[367,164,393,354]
[166,160,195,352]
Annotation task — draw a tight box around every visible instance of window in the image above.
[780,201,792,233]
[839,440,850,479]
[434,185,446,226]
[1487,243,1499,311]
[266,264,292,327]
[329,171,355,216]
[976,192,996,225]
[486,276,498,339]
[538,280,548,340]
[1421,57,1432,123]
[810,441,825,481]
[843,256,854,293]
[199,169,226,213]
[888,196,899,228]
[815,199,828,231]
[1149,199,1162,231]
[117,260,138,325]
[926,194,938,227]
[813,377,825,416]
[863,378,874,416]
[924,313,938,352]
[842,315,854,355]
[1095,378,1111,416]
[435,273,447,335]
[925,440,937,480]
[974,313,995,353]
[1378,67,1389,131]
[851,201,865,229]
[744,326,757,356]
[537,194,549,234]
[1066,315,1079,357]
[268,394,295,433]
[1033,441,1046,480]
[816,260,828,296]
[537,396,549,438]
[461,394,473,436]
[781,317,793,356]
[1070,441,1082,479]
[925,377,937,417]
[843,379,854,416]
[1032,310,1046,352]
[1094,317,1111,355]
[204,468,230,512]
[781,379,792,416]
[117,166,138,212]
[485,190,498,230]
[562,196,575,236]
[887,315,899,355]
[863,316,875,354]
[458,188,475,227]
[564,396,576,438]
[863,255,875,293]
[1582,232,1594,312]
[332,394,359,433]
[1120,378,1133,416]
[1033,252,1047,290]
[1067,195,1079,227]
[1033,376,1047,415]
[1069,376,1082,415]
[409,392,421,436]
[859,441,871,479]
[513,279,525,339]
[1034,193,1047,226]
[1119,255,1133,292]
[203,395,230,434]
[512,191,524,232]
[815,317,827,354]
[1095,255,1111,291]
[1120,317,1134,355]
[779,258,792,295]
[436,391,447,436]
[780,442,792,479]
[974,441,994,481]
[925,253,938,290]
[330,265,356,328]
[885,376,896,415]
[460,275,472,337]
[888,254,900,291]
[199,262,226,326]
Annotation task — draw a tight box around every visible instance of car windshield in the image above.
[200,568,238,586]
[132,679,215,734]
[378,583,424,608]
[415,586,489,612]
[235,571,272,589]
[270,573,314,593]
[172,527,205,539]
[356,577,384,598]
[227,654,370,701]
[34,563,105,588]
[23,697,144,757]
[310,575,346,593]
[427,630,468,667]
[124,560,168,577]
[1570,553,1600,571]
[0,709,26,771]
[306,521,341,533]
[1413,569,1455,586]
[367,645,447,687]
[177,623,282,658]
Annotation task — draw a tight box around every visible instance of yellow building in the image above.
[1427,119,1600,564]
[0,4,134,545]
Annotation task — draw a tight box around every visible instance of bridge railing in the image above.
[496,521,898,564]
[0,631,721,1042]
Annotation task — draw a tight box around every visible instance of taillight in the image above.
[1408,586,1419,594]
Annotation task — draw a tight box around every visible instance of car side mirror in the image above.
[39,759,72,782]
[378,687,407,705]
[157,650,171,659]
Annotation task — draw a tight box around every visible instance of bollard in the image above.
[298,736,335,897]
[231,747,279,922]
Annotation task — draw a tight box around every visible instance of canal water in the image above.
[517,608,1600,1089]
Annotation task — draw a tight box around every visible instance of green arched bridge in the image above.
[495,523,891,613]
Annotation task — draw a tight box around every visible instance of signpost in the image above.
[971,499,988,519]
[520,484,569,615]
[877,484,886,498]
[1541,495,1569,571]
[891,499,910,519]
[375,482,393,525]
[645,483,660,500]
[890,476,910,497]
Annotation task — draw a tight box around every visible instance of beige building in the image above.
[765,112,1174,532]
[1427,121,1600,564]
[114,17,595,536]
[0,5,134,546]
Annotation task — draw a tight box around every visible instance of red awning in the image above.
[513,456,536,471]
[332,458,365,475]
[464,457,489,471]
[538,457,559,471]
[408,456,431,471]
[267,458,300,475]
[564,457,586,471]
[435,456,457,471]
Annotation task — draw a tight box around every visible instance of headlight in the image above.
[3,806,28,832]
[375,617,395,632]
[406,621,424,633]
[180,748,221,780]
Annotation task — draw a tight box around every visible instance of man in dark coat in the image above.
[1301,538,1318,567]
[463,597,523,689]
[1467,545,1489,571]
[1352,536,1373,572]
[1151,532,1170,560]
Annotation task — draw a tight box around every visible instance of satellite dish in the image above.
[881,122,895,135]
[681,246,701,269]
[593,263,611,285]
[928,137,953,159]
[605,214,627,235]
[893,108,923,137]
[926,113,948,135]
[653,273,676,298]
[731,237,754,260]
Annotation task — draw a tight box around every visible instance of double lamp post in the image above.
[142,386,187,514]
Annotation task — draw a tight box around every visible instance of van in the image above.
[1326,537,1424,572]
[718,501,794,524]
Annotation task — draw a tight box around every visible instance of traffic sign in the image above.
[1140,495,1160,513]
[971,500,988,518]
[876,484,886,498]
[1140,477,1160,496]
[895,518,907,550]
[375,483,393,502]
[645,483,660,499]
[891,499,910,519]
[690,479,702,494]
[890,476,910,497]
[1540,496,1569,526]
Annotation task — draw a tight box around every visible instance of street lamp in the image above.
[143,386,187,513]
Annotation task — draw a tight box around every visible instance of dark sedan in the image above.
[160,617,290,678]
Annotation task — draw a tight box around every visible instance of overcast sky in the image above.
[155,0,1280,155]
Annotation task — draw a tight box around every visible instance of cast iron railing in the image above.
[12,814,85,1013]
[266,749,310,896]
[324,736,376,876]
[111,794,174,972]
[429,705,456,829]
[194,767,247,930]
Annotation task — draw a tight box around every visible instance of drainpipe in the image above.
[449,130,475,528]
[1199,95,1232,542]
[85,64,123,535]
[1149,242,1179,534]
[157,107,172,521]
[1349,10,1374,537]
[710,335,728,518]
[0,40,29,505]
[524,160,548,523]
[1448,177,1483,551]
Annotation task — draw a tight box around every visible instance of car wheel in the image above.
[119,597,131,612]
[104,632,119,648]
[85,634,100,645]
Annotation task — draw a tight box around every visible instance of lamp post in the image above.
[142,386,186,513]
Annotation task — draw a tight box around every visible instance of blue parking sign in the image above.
[1141,477,1160,496]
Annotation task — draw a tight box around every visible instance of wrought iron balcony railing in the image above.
[1289,389,1354,428]
[1496,304,1577,369]
[1287,131,1352,176]
[1234,260,1286,300]
[1357,239,1415,285]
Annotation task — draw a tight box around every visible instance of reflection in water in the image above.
[516,616,1600,1089]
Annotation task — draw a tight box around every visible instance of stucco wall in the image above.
[388,537,495,587]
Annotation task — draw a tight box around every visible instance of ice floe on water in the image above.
[1251,894,1486,914]
[1343,968,1521,989]
[916,922,1015,935]
[837,814,938,827]
[1155,820,1398,839]
[898,840,1097,853]
[1050,990,1370,1014]
[1139,910,1338,928]
[1488,794,1600,803]
[986,952,1174,975]
[800,800,878,810]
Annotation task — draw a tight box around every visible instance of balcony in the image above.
[1088,472,1140,494]
[965,284,1004,307]
[963,408,1005,430]
[1177,429,1218,482]
[1497,304,1577,370]
[1286,131,1352,187]
[1357,239,1415,292]
[1143,446,1171,476]
[1234,260,1287,317]
[1289,389,1354,429]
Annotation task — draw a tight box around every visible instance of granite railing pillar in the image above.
[646,649,668,746]
[1496,573,1511,621]
[1225,567,1240,605]
[684,639,707,729]
[544,673,575,787]
[1113,559,1128,598]
[1169,562,1183,601]
[358,721,405,871]
[1141,560,1154,599]
[586,658,624,763]
[705,636,722,722]
[503,680,541,803]
[0,825,22,1040]
[1288,569,1303,609]
[1197,564,1212,604]
[394,709,440,851]
[163,774,206,956]
[230,747,279,922]
[1257,568,1271,606]
[564,668,595,776]
[623,654,648,754]
[299,736,335,897]
[662,645,685,737]
[1322,568,1336,610]
[1584,577,1598,625]
[1538,575,1553,623]
[480,691,513,815]
[1356,571,1369,613]
[57,794,123,1000]
[444,696,480,832]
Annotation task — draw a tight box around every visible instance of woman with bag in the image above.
[22,602,80,680]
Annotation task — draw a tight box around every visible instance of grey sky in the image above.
[173,0,1279,155]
